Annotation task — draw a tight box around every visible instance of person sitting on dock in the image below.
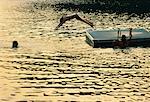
[55,13,94,30]
[114,28,133,48]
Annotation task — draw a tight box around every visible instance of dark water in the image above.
[25,0,150,14]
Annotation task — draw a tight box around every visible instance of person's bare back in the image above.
[55,13,94,30]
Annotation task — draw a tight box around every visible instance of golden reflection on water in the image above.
[0,1,150,102]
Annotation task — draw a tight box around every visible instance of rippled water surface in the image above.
[0,0,150,102]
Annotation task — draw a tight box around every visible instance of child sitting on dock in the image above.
[114,28,132,48]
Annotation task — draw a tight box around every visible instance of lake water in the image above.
[0,0,150,101]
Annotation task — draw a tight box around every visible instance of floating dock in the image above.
[86,29,150,48]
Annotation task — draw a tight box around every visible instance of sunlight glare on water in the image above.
[0,0,150,102]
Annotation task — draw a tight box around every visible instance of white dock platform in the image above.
[86,29,150,48]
